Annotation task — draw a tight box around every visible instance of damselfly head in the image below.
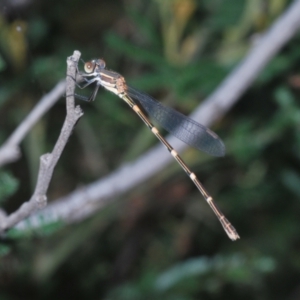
[84,59,106,73]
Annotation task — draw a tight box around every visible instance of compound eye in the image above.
[84,61,95,73]
[98,59,106,69]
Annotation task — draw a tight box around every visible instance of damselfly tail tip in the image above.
[225,227,240,241]
[220,217,240,241]
[228,231,240,241]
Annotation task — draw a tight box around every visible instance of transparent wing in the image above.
[127,86,225,157]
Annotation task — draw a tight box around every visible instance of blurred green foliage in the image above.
[0,0,300,299]
[0,172,19,204]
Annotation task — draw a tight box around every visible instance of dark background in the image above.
[1,0,300,299]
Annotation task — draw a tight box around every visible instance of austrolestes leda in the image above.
[74,58,240,241]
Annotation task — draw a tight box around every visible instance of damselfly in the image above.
[74,58,239,241]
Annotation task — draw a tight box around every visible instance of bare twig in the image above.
[0,80,66,167]
[13,0,300,230]
[0,51,83,232]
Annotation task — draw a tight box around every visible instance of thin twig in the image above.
[0,80,66,167]
[13,0,300,230]
[0,51,83,232]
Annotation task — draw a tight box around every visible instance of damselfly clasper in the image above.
[74,58,239,241]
